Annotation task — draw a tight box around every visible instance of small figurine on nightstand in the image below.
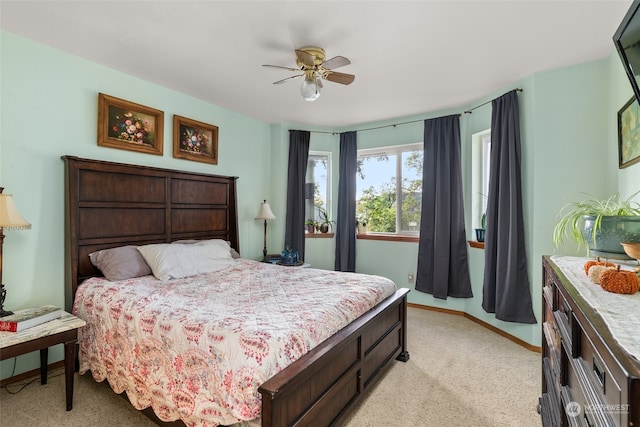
[281,247,299,265]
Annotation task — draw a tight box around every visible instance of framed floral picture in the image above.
[618,96,640,168]
[97,93,164,155]
[173,115,219,164]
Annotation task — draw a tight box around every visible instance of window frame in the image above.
[471,129,491,230]
[356,142,423,237]
[305,151,332,224]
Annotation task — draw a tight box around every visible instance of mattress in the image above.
[73,259,397,426]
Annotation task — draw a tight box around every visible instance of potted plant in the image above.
[356,215,368,234]
[553,191,640,258]
[318,207,335,233]
[475,212,486,242]
[305,219,317,234]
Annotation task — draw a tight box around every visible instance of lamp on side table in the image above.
[0,187,31,317]
[255,199,276,260]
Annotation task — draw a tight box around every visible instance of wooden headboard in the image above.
[62,156,239,311]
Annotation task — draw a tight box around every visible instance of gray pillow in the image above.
[89,245,152,281]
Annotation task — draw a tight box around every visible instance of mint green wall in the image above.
[609,53,640,197]
[298,57,634,348]
[2,28,638,379]
[0,31,273,379]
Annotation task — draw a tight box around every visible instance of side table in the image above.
[0,308,85,410]
[279,262,311,268]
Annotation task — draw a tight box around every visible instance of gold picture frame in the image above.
[97,93,164,155]
[173,115,219,164]
[618,96,640,169]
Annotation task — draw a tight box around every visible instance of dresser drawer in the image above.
[567,355,621,427]
[561,385,585,427]
[566,363,589,426]
[544,322,560,377]
[553,310,572,355]
[544,270,558,310]
[556,289,572,332]
[541,257,640,427]
[543,356,562,426]
[544,288,555,324]
[579,329,623,427]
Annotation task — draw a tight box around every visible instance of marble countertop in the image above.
[0,306,86,349]
[550,255,640,360]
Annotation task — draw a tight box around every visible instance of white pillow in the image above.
[137,240,234,281]
[172,239,241,259]
[191,239,234,259]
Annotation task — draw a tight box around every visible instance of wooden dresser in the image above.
[540,256,640,427]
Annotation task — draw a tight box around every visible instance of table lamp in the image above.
[255,199,276,259]
[0,188,31,317]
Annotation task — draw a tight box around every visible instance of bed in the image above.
[63,155,410,427]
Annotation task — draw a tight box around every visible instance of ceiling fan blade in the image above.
[321,56,350,70]
[324,71,355,85]
[262,64,300,72]
[273,74,303,84]
[295,49,315,67]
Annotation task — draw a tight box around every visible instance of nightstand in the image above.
[262,254,281,264]
[276,262,311,268]
[0,309,85,410]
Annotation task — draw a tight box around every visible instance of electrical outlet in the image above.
[408,273,414,284]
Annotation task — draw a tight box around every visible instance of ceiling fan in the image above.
[263,46,355,101]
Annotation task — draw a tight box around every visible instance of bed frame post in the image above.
[396,290,410,362]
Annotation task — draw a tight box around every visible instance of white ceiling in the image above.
[0,0,634,128]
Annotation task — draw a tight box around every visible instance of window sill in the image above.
[357,234,419,243]
[468,240,485,249]
[305,232,334,238]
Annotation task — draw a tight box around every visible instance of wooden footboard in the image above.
[259,288,410,427]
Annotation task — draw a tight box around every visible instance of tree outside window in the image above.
[357,143,422,235]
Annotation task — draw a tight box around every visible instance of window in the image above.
[356,143,422,235]
[305,152,331,224]
[471,129,491,229]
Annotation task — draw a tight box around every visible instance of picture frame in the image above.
[97,93,164,155]
[173,115,219,165]
[617,96,640,169]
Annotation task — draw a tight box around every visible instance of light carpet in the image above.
[0,307,541,426]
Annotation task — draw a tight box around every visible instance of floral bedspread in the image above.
[73,259,397,427]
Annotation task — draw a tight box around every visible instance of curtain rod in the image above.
[289,118,430,135]
[289,88,523,134]
[289,119,428,135]
[463,88,523,114]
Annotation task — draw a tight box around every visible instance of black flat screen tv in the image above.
[614,0,640,103]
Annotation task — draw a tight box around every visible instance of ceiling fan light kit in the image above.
[263,46,355,102]
[301,74,321,102]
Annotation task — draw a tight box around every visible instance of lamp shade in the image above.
[255,200,276,220]
[0,193,31,230]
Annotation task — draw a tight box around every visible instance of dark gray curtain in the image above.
[482,90,536,324]
[285,130,310,261]
[415,115,473,299]
[335,131,357,272]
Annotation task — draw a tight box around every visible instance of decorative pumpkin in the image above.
[587,265,616,284]
[599,265,640,294]
[583,257,615,275]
